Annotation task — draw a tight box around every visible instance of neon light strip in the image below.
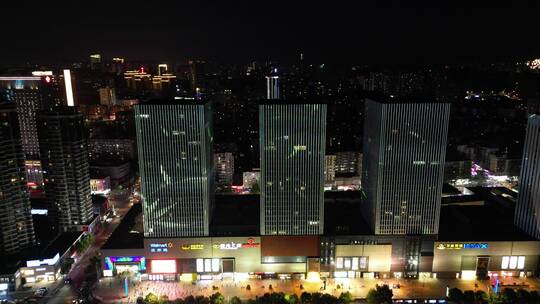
[63,69,75,106]
[0,77,41,80]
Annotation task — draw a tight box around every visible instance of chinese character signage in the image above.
[436,243,488,250]
[149,243,173,252]
[181,244,204,250]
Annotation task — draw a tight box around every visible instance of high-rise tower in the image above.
[135,100,214,237]
[515,114,540,239]
[259,101,326,235]
[38,107,93,232]
[362,98,450,235]
[0,104,35,255]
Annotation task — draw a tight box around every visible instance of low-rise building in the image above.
[19,232,83,283]
[98,189,540,282]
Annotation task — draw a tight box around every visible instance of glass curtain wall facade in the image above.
[515,114,540,239]
[260,102,326,235]
[362,99,450,235]
[135,102,214,237]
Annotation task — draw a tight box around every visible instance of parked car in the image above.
[34,287,48,297]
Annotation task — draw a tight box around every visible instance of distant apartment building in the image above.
[88,138,136,161]
[214,153,234,191]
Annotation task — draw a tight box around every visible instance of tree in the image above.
[251,182,260,194]
[76,234,96,254]
[517,289,531,303]
[145,293,159,304]
[502,288,517,304]
[300,292,312,304]
[338,292,353,304]
[258,293,272,304]
[185,295,196,304]
[285,294,299,304]
[311,292,323,304]
[530,291,539,303]
[60,257,75,274]
[230,296,242,304]
[210,293,225,304]
[366,285,393,304]
[474,290,487,303]
[159,295,169,304]
[196,295,211,304]
[463,290,475,303]
[320,294,339,304]
[448,288,463,303]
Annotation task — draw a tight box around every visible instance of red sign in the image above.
[242,238,260,248]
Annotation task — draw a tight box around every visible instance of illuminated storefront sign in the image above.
[105,256,146,271]
[181,244,204,250]
[149,243,172,253]
[213,238,261,250]
[242,238,260,248]
[436,243,488,250]
[26,253,60,267]
[214,242,242,250]
[151,260,177,274]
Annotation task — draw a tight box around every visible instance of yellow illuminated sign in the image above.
[181,244,204,250]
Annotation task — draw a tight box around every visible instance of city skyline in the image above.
[2,3,540,302]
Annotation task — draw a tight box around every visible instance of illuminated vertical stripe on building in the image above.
[362,100,450,235]
[260,103,326,235]
[515,114,540,239]
[63,69,75,107]
[135,102,213,237]
[266,76,280,100]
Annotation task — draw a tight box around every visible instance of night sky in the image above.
[2,1,540,66]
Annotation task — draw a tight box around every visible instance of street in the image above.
[3,189,137,304]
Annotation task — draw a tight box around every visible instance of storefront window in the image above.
[336,256,367,270]
[501,256,525,270]
[359,257,368,269]
[196,259,204,272]
[204,259,212,272]
[197,258,221,273]
[509,256,517,269]
[344,258,351,269]
[336,258,343,269]
[212,259,220,272]
[501,256,509,269]
[352,257,359,270]
[517,256,525,269]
